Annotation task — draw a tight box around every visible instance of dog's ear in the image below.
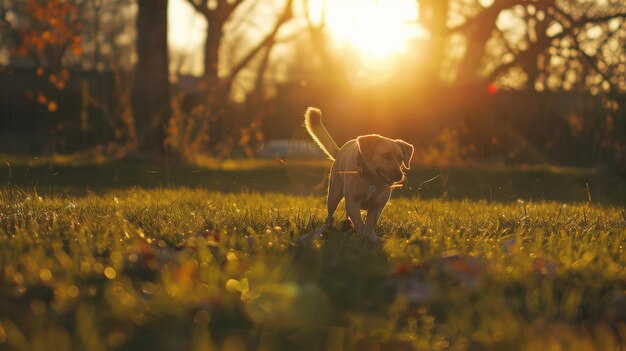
[357,135,382,161]
[396,139,414,169]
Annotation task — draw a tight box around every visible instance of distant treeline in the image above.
[1,0,625,168]
[273,83,626,168]
[1,67,624,168]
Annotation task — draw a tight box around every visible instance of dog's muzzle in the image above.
[377,169,404,185]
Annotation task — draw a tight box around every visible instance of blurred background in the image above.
[0,0,625,169]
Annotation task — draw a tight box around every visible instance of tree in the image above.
[484,1,626,93]
[178,0,293,154]
[132,0,171,156]
[185,0,294,102]
[416,0,626,93]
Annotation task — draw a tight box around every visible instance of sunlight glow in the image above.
[168,0,428,78]
[169,0,206,75]
[308,0,426,60]
[169,0,206,50]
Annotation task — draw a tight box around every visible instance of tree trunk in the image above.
[420,0,448,87]
[132,0,171,156]
[204,19,224,99]
[202,19,225,149]
[456,14,498,86]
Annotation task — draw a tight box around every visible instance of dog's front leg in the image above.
[364,205,384,243]
[363,191,390,242]
[364,205,383,234]
[345,197,365,233]
[364,191,390,233]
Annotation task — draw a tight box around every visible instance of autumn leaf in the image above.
[37,94,48,105]
[48,101,58,112]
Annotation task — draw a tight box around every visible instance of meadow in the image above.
[0,160,625,350]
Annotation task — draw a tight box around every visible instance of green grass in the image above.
[0,186,624,350]
[2,157,626,204]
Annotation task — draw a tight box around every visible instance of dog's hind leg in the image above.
[324,178,343,228]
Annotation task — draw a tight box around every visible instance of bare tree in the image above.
[417,0,626,92]
[488,2,626,92]
[185,0,294,102]
[132,0,171,156]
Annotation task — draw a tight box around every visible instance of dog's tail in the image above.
[304,107,340,160]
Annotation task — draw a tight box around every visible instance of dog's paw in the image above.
[339,219,354,232]
[366,233,381,244]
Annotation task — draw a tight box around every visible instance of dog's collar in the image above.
[357,153,382,184]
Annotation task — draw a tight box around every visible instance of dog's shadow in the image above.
[290,225,390,313]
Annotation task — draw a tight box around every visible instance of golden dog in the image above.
[301,107,413,243]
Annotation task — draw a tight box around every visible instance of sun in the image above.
[168,0,427,77]
[308,0,426,60]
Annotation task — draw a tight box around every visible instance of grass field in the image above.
[2,157,626,204]
[0,159,625,350]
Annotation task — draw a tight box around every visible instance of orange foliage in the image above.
[36,94,47,105]
[14,1,82,116]
[18,0,82,65]
[47,101,58,112]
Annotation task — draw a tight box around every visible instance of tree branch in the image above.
[447,0,531,35]
[222,0,293,94]
[185,0,210,18]
[229,0,245,10]
[486,28,569,83]
[487,5,625,84]
[221,0,246,20]
[572,44,618,93]
[576,13,626,25]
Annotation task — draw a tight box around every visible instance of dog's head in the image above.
[357,134,414,185]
